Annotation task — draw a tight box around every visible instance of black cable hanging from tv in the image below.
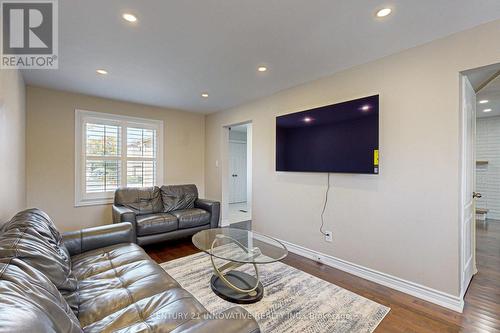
[320,173,330,236]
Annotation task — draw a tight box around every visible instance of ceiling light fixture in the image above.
[483,109,492,113]
[479,100,489,104]
[201,93,209,98]
[96,69,108,75]
[304,117,312,123]
[122,13,138,23]
[361,105,371,111]
[376,8,392,18]
[257,66,268,72]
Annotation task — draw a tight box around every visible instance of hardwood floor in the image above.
[463,220,500,333]
[144,221,500,332]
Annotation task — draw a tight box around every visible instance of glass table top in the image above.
[192,228,288,264]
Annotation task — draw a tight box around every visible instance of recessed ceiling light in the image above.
[483,109,492,113]
[201,93,209,98]
[122,13,137,23]
[376,8,392,18]
[96,69,108,75]
[257,66,268,72]
[479,100,489,104]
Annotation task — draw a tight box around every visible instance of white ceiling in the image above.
[477,72,500,119]
[467,67,500,92]
[231,124,248,133]
[22,0,500,113]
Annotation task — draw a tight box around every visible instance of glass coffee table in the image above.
[192,228,288,304]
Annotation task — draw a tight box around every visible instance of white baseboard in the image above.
[255,235,464,313]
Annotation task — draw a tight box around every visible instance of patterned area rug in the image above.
[161,251,389,333]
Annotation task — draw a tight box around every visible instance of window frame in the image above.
[75,109,164,207]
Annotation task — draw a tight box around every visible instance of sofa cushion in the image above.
[136,213,178,236]
[83,289,209,333]
[114,186,163,215]
[69,243,210,332]
[171,209,210,229]
[0,209,78,311]
[0,258,82,333]
[161,185,198,212]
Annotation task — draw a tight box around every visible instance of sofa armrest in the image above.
[195,198,220,228]
[62,222,134,256]
[112,205,136,224]
[171,307,260,333]
[112,205,137,242]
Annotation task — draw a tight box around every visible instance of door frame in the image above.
[459,73,478,300]
[221,121,253,226]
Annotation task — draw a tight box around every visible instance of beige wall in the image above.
[0,70,26,223]
[26,86,205,232]
[205,20,500,297]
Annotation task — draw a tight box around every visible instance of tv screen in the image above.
[276,95,379,174]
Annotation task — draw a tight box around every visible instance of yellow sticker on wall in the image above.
[374,150,379,166]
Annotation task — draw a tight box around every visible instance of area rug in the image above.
[161,251,389,333]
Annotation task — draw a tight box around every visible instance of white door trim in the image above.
[221,121,253,226]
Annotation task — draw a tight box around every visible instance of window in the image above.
[75,110,163,206]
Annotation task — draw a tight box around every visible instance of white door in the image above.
[229,142,247,203]
[461,75,477,295]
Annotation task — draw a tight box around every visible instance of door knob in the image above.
[473,192,482,199]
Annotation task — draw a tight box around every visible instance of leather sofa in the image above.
[113,185,219,246]
[0,209,260,333]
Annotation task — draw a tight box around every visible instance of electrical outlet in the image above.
[325,231,333,242]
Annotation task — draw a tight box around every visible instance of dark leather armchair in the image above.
[0,209,260,333]
[112,184,220,246]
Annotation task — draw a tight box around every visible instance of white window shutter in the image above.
[75,110,163,206]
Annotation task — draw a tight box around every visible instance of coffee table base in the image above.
[210,271,264,304]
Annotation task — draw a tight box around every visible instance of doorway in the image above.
[460,63,500,301]
[221,122,252,226]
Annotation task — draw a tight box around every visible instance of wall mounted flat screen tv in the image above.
[276,95,379,174]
